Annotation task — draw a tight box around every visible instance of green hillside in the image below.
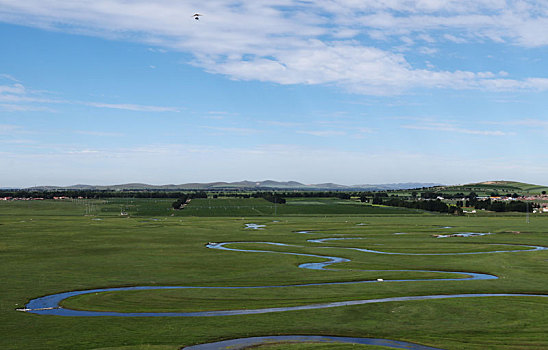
[428,181,548,196]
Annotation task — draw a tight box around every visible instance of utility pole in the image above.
[526,200,530,224]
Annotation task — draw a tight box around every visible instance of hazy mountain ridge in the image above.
[23,181,444,191]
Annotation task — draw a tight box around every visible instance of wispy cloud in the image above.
[75,130,126,137]
[0,82,26,95]
[262,120,305,128]
[0,138,36,145]
[203,111,240,120]
[0,74,21,83]
[402,122,510,136]
[355,127,375,134]
[508,119,548,128]
[66,149,101,155]
[0,124,23,134]
[202,126,262,135]
[297,130,346,137]
[147,48,167,53]
[82,102,179,112]
[0,103,55,112]
[0,79,180,113]
[485,118,548,129]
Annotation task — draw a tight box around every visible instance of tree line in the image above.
[1,190,198,199]
[373,196,533,214]
[374,197,463,215]
[171,191,208,209]
[251,192,286,204]
[472,199,534,212]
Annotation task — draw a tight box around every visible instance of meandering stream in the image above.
[20,227,548,349]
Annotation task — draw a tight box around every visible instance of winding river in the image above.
[20,227,548,349]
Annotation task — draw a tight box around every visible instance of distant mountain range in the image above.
[23,181,443,191]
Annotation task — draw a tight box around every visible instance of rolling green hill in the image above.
[420,181,548,196]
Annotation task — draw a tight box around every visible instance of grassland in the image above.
[179,197,422,216]
[1,198,547,349]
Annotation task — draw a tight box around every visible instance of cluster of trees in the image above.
[274,191,352,199]
[466,192,531,212]
[252,192,286,204]
[171,191,208,209]
[374,196,533,214]
[211,192,252,198]
[377,198,463,215]
[473,199,534,212]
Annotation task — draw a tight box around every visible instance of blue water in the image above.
[23,288,547,317]
[22,238,547,317]
[353,243,545,256]
[245,223,266,229]
[182,335,444,350]
[308,237,367,243]
[436,232,492,238]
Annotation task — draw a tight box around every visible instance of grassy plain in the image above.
[1,198,547,349]
[179,197,421,216]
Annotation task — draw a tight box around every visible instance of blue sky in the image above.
[1,0,548,187]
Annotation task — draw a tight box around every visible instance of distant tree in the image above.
[337,193,351,200]
[253,192,286,204]
[359,194,369,203]
[372,197,383,205]
[450,205,464,216]
[506,201,528,212]
[421,191,438,199]
[490,201,506,212]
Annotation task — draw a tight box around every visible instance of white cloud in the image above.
[0,124,23,134]
[261,121,304,128]
[147,48,167,53]
[487,118,548,129]
[0,138,36,145]
[82,101,179,112]
[297,130,347,137]
[0,103,54,112]
[0,80,180,112]
[2,1,548,95]
[443,34,468,43]
[0,83,26,95]
[202,126,262,135]
[199,41,548,95]
[402,122,510,136]
[66,149,101,155]
[75,130,126,137]
[0,73,21,82]
[356,127,374,133]
[417,46,438,55]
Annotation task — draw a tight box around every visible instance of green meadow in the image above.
[1,198,547,349]
[179,197,421,216]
